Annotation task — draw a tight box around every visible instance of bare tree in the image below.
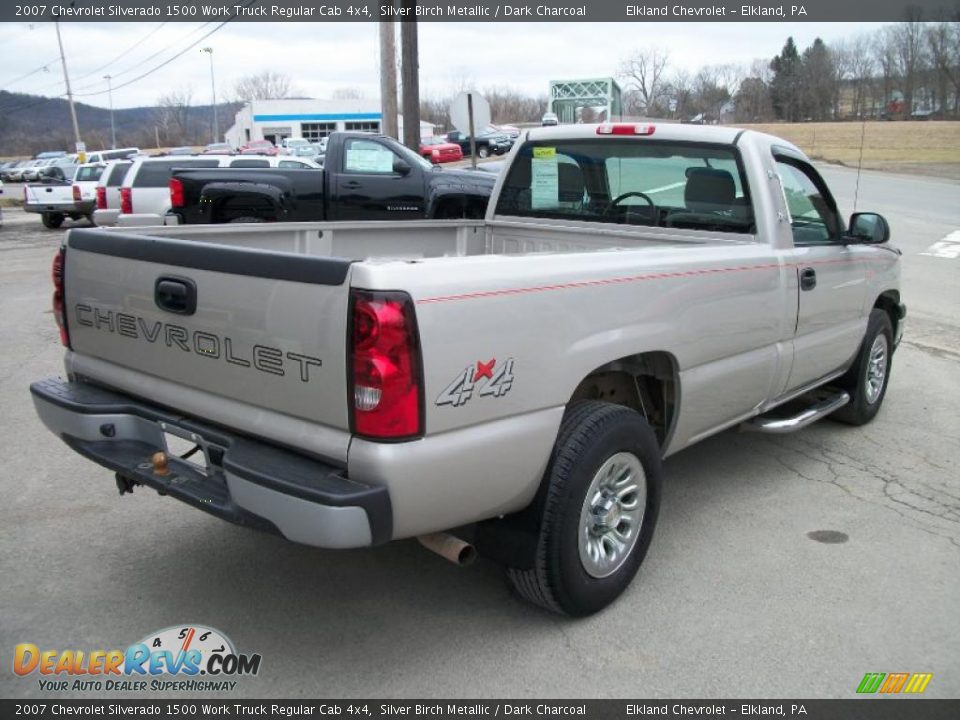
[331,87,364,100]
[831,39,854,118]
[734,59,774,122]
[891,11,929,115]
[665,69,693,119]
[927,19,960,115]
[233,71,296,102]
[873,29,899,115]
[483,85,548,124]
[690,66,733,122]
[618,47,670,115]
[155,87,193,146]
[846,33,876,117]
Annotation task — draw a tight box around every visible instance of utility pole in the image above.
[399,3,420,152]
[378,13,398,139]
[104,74,116,149]
[55,22,82,158]
[201,47,217,143]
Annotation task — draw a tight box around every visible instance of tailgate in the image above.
[25,183,71,206]
[63,228,354,433]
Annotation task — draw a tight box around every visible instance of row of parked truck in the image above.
[30,123,904,616]
[22,133,501,229]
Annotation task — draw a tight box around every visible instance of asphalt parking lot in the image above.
[1,164,958,699]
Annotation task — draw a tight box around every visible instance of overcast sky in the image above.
[0,21,890,109]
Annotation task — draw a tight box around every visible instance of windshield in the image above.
[391,141,433,171]
[494,139,754,234]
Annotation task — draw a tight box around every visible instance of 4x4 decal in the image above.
[436,358,515,407]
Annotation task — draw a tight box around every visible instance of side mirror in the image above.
[848,212,890,244]
[393,158,411,175]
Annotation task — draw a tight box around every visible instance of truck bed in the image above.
[116,218,739,260]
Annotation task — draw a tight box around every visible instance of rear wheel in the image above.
[477,146,490,159]
[507,401,662,616]
[41,213,64,229]
[832,309,894,426]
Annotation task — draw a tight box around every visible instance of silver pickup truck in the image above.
[31,124,905,615]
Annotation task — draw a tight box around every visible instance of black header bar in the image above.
[3,0,956,23]
[1,700,959,720]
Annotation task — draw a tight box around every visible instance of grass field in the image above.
[739,121,960,179]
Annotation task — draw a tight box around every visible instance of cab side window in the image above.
[775,158,841,245]
[343,139,399,175]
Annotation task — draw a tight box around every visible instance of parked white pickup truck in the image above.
[23,163,105,228]
[31,124,904,615]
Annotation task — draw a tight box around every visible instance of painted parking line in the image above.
[920,230,960,259]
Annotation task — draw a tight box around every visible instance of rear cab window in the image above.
[74,165,105,182]
[133,159,220,187]
[106,162,131,186]
[495,139,755,234]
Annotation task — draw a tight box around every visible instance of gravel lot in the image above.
[1,165,958,699]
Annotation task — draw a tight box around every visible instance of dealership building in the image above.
[224,99,436,147]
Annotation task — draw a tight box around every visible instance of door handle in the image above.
[343,181,362,189]
[155,276,197,315]
[800,267,817,291]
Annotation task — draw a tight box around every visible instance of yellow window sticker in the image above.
[532,147,556,159]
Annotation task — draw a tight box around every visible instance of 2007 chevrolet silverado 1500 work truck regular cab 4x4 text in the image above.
[31,124,905,616]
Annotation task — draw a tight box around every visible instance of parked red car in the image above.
[238,139,280,156]
[419,137,463,164]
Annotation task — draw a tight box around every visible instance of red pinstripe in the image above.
[416,255,880,305]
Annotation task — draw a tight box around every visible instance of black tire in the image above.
[432,202,462,220]
[507,401,662,616]
[477,146,490,159]
[41,213,64,229]
[832,309,894,426]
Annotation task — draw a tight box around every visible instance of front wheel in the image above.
[507,401,662,616]
[832,308,894,426]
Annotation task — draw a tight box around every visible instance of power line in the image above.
[72,22,169,84]
[34,21,208,96]
[0,57,61,91]
[73,19,235,97]
[0,1,258,114]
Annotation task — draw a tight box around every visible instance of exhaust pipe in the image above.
[417,533,477,567]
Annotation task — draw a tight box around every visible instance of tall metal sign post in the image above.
[450,91,491,170]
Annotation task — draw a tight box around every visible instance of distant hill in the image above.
[0,91,240,157]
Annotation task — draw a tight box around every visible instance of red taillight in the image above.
[72,184,81,202]
[349,290,422,440]
[120,187,132,215]
[169,178,185,208]
[597,123,656,136]
[96,186,107,210]
[52,248,70,348]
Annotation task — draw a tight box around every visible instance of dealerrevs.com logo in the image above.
[14,624,261,693]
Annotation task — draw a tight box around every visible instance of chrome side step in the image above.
[740,391,850,434]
